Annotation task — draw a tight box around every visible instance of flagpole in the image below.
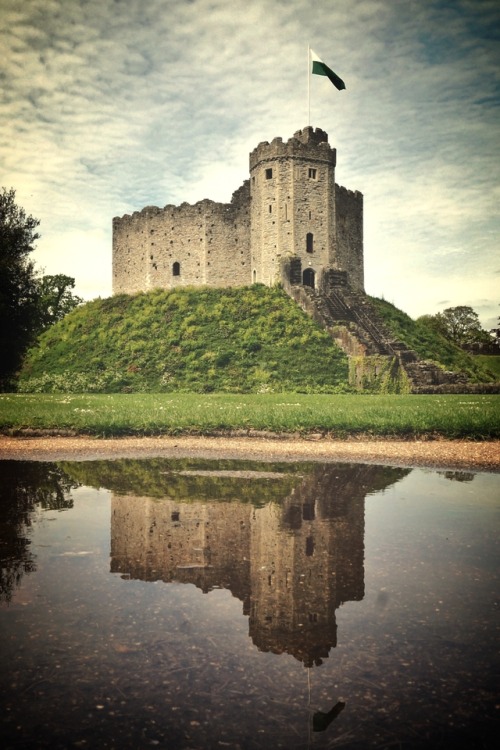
[307,44,311,126]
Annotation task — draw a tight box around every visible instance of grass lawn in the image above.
[0,393,499,439]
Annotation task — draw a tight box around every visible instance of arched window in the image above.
[303,268,315,288]
[253,269,257,283]
[306,232,314,253]
[172,261,180,276]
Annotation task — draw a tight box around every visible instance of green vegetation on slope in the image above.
[369,296,497,383]
[476,355,500,379]
[19,286,349,393]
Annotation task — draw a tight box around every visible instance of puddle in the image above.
[0,459,498,748]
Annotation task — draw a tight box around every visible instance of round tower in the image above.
[249,126,337,289]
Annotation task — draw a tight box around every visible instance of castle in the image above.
[112,125,475,392]
[112,126,363,295]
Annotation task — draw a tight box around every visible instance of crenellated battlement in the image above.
[249,127,335,171]
[292,126,329,145]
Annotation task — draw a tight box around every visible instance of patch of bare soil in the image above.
[0,435,499,472]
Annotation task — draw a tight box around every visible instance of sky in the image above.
[2,0,499,329]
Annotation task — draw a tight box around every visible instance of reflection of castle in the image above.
[111,465,399,667]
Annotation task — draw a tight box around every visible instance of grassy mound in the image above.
[19,286,350,393]
[369,297,497,383]
[18,286,495,394]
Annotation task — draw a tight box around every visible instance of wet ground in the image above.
[1,435,499,472]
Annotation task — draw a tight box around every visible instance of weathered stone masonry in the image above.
[112,126,363,295]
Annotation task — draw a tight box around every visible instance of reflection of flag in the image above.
[310,49,346,91]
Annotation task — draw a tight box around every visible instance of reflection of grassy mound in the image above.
[58,458,310,505]
[369,297,497,383]
[58,458,410,506]
[19,286,349,393]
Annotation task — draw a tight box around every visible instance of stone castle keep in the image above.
[113,125,471,392]
[112,126,363,294]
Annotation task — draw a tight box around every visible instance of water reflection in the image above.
[108,464,393,667]
[61,459,406,668]
[0,458,497,750]
[0,461,76,602]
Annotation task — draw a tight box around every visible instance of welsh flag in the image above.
[310,49,346,91]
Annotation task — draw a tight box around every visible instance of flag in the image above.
[310,49,346,91]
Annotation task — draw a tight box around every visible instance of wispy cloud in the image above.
[1,0,498,326]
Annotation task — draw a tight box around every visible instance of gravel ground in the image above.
[1,435,499,472]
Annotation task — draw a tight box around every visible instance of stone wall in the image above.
[335,186,364,290]
[112,183,251,294]
[109,464,368,667]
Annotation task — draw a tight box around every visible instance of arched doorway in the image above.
[303,268,315,288]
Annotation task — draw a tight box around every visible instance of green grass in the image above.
[476,355,500,379]
[59,459,410,506]
[369,297,497,382]
[18,286,496,395]
[18,286,349,394]
[1,393,499,439]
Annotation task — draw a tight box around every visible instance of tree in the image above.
[490,313,500,346]
[36,274,83,332]
[0,188,41,389]
[427,306,490,347]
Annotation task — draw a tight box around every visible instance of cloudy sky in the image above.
[2,0,499,328]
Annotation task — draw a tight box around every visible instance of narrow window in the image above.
[265,168,273,179]
[253,269,257,283]
[306,232,314,253]
[172,261,180,276]
[303,502,315,521]
[308,168,317,179]
[306,536,315,556]
[284,203,288,220]
[269,204,272,213]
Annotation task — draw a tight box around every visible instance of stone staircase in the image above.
[284,276,469,392]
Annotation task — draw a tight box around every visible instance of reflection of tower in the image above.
[249,466,366,667]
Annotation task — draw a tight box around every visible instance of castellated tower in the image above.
[252,127,326,287]
[112,126,363,295]
[249,126,363,290]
